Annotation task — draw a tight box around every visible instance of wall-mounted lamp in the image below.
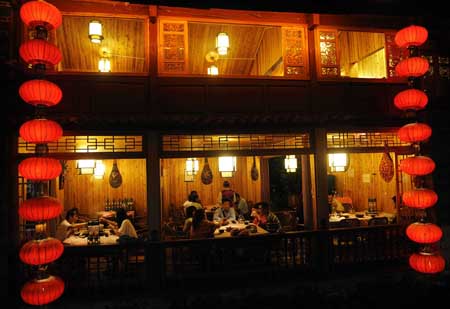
[89,20,103,44]
[98,52,111,72]
[284,155,297,173]
[216,32,229,56]
[218,156,236,177]
[76,160,96,175]
[328,153,349,172]
[185,158,199,176]
[93,160,105,179]
[207,64,219,76]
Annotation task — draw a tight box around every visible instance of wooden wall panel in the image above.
[253,27,282,76]
[267,85,311,112]
[207,86,264,112]
[160,157,262,219]
[330,153,398,214]
[159,86,205,113]
[61,159,147,218]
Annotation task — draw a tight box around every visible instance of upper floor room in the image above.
[12,0,444,84]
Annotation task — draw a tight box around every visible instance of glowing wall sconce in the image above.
[76,160,96,175]
[218,156,236,177]
[284,155,297,172]
[185,158,199,176]
[207,64,219,76]
[328,153,349,172]
[98,55,111,72]
[216,32,229,56]
[93,160,105,179]
[88,20,103,44]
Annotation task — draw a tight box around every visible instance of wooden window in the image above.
[282,26,309,79]
[158,19,188,74]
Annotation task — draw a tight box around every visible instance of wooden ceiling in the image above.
[56,15,146,73]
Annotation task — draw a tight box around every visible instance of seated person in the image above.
[251,202,281,233]
[100,207,137,238]
[234,193,249,219]
[213,198,236,226]
[190,209,219,239]
[182,205,197,235]
[183,190,203,215]
[56,208,87,241]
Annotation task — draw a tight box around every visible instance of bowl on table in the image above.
[355,214,364,218]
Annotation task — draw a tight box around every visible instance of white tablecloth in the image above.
[214,223,268,238]
[63,235,119,246]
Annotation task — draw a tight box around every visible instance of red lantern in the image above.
[409,252,446,274]
[395,57,429,77]
[398,123,432,143]
[19,196,62,221]
[19,39,62,66]
[21,276,64,306]
[402,189,438,209]
[20,237,64,266]
[19,157,62,181]
[19,79,62,107]
[406,222,443,244]
[20,0,62,31]
[400,156,435,176]
[394,89,428,111]
[395,25,428,48]
[20,119,63,144]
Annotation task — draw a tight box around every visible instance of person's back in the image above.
[190,209,217,239]
[116,207,138,238]
[217,181,236,204]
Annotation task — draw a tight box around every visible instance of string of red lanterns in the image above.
[18,0,65,305]
[394,25,445,274]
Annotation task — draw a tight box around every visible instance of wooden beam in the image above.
[146,132,161,240]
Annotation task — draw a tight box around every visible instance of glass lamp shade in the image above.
[19,79,62,107]
[218,156,236,177]
[19,157,62,181]
[76,160,96,175]
[207,65,219,75]
[93,160,106,179]
[20,0,62,31]
[89,20,103,43]
[20,237,64,266]
[21,276,65,306]
[394,88,428,111]
[216,32,229,55]
[328,153,349,172]
[284,155,297,173]
[98,57,111,72]
[19,39,62,67]
[20,119,63,144]
[19,196,62,222]
[402,189,438,209]
[185,158,199,176]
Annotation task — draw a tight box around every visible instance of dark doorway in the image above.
[268,156,302,211]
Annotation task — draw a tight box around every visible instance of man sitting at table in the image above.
[56,208,87,241]
[251,202,281,233]
[213,198,236,226]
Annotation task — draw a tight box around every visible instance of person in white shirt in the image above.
[183,190,203,215]
[213,198,236,226]
[56,208,87,241]
[100,207,137,238]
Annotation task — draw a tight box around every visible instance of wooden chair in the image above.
[368,217,388,226]
[339,218,361,227]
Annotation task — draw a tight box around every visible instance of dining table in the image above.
[63,233,119,246]
[329,211,396,225]
[214,222,268,238]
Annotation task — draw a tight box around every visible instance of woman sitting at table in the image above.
[190,209,219,239]
[56,208,87,241]
[182,206,196,236]
[100,207,138,238]
[183,190,203,215]
[251,202,281,233]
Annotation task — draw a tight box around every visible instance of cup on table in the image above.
[218,228,225,234]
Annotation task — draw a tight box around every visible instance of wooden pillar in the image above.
[301,154,313,230]
[260,157,270,203]
[146,131,161,240]
[314,128,329,229]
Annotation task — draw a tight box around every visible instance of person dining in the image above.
[100,207,138,238]
[217,180,236,204]
[213,198,236,226]
[234,193,249,219]
[251,202,281,233]
[183,190,203,215]
[190,209,219,239]
[56,208,87,241]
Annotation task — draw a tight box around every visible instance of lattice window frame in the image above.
[326,130,411,151]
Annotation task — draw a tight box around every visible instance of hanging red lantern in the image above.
[406,222,443,244]
[19,196,62,221]
[19,79,62,107]
[394,89,428,111]
[395,25,428,49]
[398,123,432,143]
[409,252,446,274]
[20,0,62,31]
[19,39,62,66]
[20,237,64,266]
[21,275,64,306]
[20,119,63,144]
[399,156,435,176]
[395,57,429,77]
[19,157,62,181]
[402,189,438,209]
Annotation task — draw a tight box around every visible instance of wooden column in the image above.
[314,128,329,229]
[301,154,313,229]
[146,132,161,240]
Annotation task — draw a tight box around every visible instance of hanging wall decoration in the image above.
[109,159,123,188]
[201,157,213,185]
[379,143,394,183]
[393,24,445,273]
[18,0,65,305]
[251,156,259,181]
